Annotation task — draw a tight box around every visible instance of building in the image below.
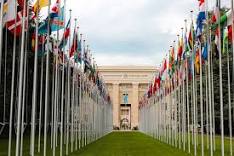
[98,66,156,130]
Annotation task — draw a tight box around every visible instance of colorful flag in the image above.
[33,0,49,13]
[51,6,64,31]
[196,0,206,37]
[38,6,64,34]
[58,19,70,49]
[188,22,194,51]
[75,38,82,63]
[177,37,183,61]
[195,48,200,74]
[4,0,16,22]
[202,43,208,60]
[6,10,25,36]
[70,27,78,57]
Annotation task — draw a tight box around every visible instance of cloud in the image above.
[64,0,228,66]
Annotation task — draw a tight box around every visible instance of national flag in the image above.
[58,19,70,49]
[169,46,175,77]
[202,43,208,60]
[177,37,183,61]
[50,6,64,31]
[196,0,206,37]
[228,25,232,42]
[70,28,78,57]
[38,6,64,34]
[195,48,200,74]
[188,22,194,51]
[33,0,49,13]
[6,10,25,36]
[161,58,167,75]
[3,0,16,23]
[75,38,82,63]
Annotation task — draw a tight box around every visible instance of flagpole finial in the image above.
[74,18,77,21]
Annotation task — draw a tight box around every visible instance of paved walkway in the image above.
[72,131,190,156]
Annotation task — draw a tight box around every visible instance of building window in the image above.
[123,94,128,104]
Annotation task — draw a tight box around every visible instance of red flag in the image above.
[228,25,232,42]
[7,11,25,36]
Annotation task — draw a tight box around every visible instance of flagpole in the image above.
[0,0,5,83]
[71,18,77,153]
[198,40,204,156]
[15,0,27,154]
[226,32,232,156]
[30,0,40,153]
[60,0,67,155]
[78,34,83,150]
[217,0,225,155]
[44,0,52,155]
[38,55,44,153]
[184,18,190,153]
[66,9,72,156]
[8,1,18,155]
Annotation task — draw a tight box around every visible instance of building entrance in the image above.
[120,104,131,130]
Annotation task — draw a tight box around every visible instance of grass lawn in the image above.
[0,131,233,155]
[71,131,190,156]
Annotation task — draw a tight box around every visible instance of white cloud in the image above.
[62,0,231,66]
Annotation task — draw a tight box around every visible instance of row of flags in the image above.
[0,0,110,101]
[139,0,233,108]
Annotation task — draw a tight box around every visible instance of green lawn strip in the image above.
[71,132,190,156]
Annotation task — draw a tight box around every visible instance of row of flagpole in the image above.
[139,0,234,156]
[0,0,113,155]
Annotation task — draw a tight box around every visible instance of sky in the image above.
[64,0,230,66]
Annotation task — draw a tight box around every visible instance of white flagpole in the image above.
[60,0,67,155]
[184,19,190,153]
[217,0,225,155]
[30,0,40,153]
[66,9,72,155]
[43,0,52,155]
[38,55,44,153]
[8,1,18,155]
[0,0,4,82]
[71,19,77,153]
[198,40,204,156]
[226,33,232,156]
[208,27,214,156]
[15,0,27,155]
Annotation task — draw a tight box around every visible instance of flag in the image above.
[6,10,25,36]
[38,6,64,34]
[195,48,200,74]
[4,0,16,23]
[169,47,175,77]
[33,0,49,13]
[177,37,183,61]
[70,28,78,57]
[188,22,194,51]
[202,43,208,60]
[75,38,82,63]
[58,19,70,49]
[228,25,232,42]
[51,6,64,31]
[196,0,206,37]
[161,58,167,74]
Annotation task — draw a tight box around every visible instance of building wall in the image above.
[98,66,157,129]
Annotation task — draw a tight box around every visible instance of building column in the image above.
[131,82,139,129]
[112,83,120,128]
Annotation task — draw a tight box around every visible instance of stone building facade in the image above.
[98,66,156,129]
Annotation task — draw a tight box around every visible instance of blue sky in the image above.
[65,0,230,66]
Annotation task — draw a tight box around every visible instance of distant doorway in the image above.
[120,104,131,130]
